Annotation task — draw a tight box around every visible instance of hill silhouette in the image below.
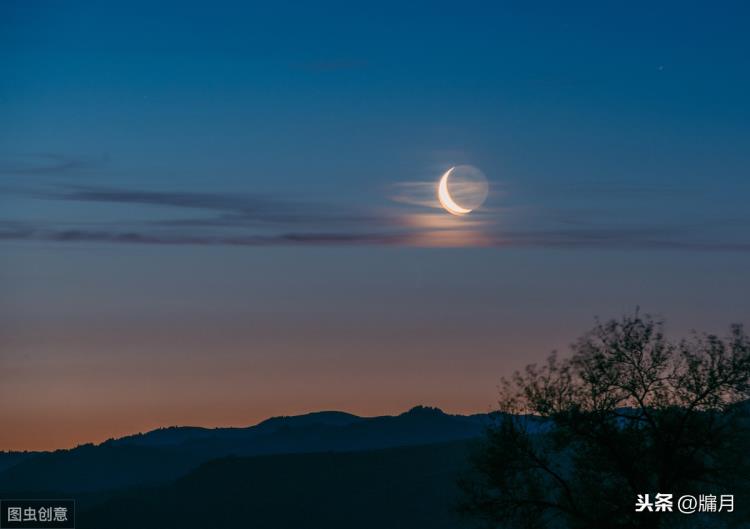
[78,440,479,529]
[0,406,489,492]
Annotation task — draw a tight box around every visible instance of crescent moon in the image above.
[437,167,472,216]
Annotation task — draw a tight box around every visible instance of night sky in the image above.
[2,1,750,450]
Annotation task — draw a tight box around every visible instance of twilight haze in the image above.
[2,1,750,451]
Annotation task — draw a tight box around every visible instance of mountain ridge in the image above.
[0,405,492,493]
[104,406,479,448]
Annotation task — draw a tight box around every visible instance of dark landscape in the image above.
[0,407,490,528]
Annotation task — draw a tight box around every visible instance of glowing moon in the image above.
[438,168,472,215]
[437,165,488,216]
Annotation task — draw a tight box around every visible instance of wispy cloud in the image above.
[30,185,386,228]
[3,218,749,252]
[388,182,441,208]
[0,153,105,177]
[2,178,748,252]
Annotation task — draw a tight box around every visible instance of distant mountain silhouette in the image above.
[108,411,366,448]
[0,406,490,493]
[78,440,480,529]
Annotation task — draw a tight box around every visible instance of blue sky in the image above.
[2,1,749,449]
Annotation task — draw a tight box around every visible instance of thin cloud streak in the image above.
[26,185,390,228]
[389,182,441,208]
[0,154,105,177]
[3,222,749,252]
[2,183,748,252]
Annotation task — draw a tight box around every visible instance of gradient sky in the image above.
[2,1,750,451]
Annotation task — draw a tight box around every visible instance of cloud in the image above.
[2,181,748,252]
[0,153,105,177]
[390,177,500,211]
[0,224,408,247]
[30,185,386,228]
[388,182,441,208]
[489,228,750,252]
[2,219,749,252]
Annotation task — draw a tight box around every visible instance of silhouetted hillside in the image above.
[78,440,480,529]
[109,411,364,448]
[0,443,209,493]
[0,452,32,472]
[0,406,489,492]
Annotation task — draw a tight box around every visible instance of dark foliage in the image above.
[461,313,750,529]
[78,441,478,529]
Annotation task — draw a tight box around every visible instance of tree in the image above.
[461,313,750,529]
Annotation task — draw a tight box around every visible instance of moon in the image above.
[437,166,488,216]
[438,168,472,216]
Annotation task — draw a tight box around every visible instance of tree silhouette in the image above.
[462,313,750,529]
